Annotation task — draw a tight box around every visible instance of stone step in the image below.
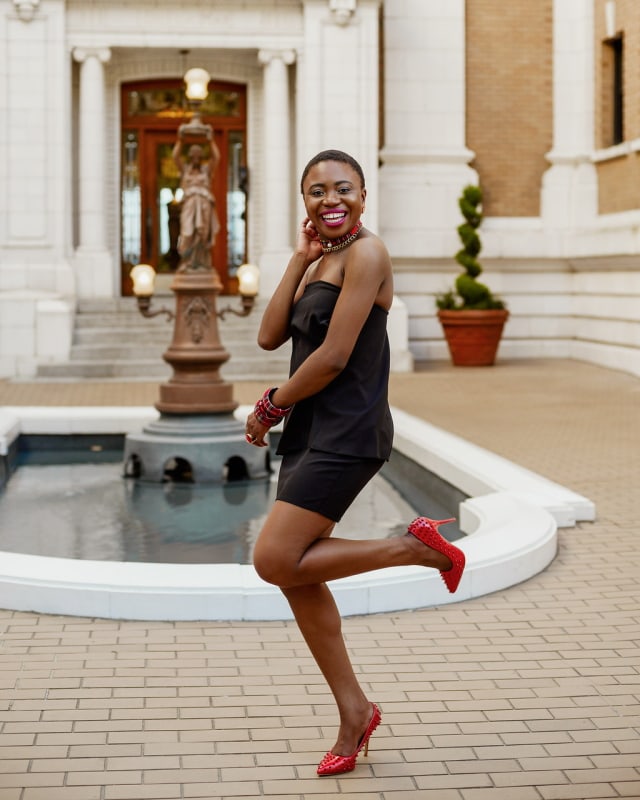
[69,340,287,361]
[71,314,173,329]
[73,328,173,345]
[37,296,289,381]
[73,325,258,347]
[70,344,169,360]
[37,360,172,380]
[37,357,289,381]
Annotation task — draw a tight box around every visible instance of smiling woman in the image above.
[241,149,467,776]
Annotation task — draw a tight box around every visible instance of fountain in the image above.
[0,70,596,621]
[0,402,595,620]
[124,263,267,484]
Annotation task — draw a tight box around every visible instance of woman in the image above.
[172,131,220,271]
[245,150,465,776]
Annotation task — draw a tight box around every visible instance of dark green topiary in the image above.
[436,184,506,311]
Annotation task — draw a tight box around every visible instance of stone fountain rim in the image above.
[0,405,594,621]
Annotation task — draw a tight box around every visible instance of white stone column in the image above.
[378,0,476,258]
[541,0,598,229]
[257,48,296,297]
[72,46,113,297]
[298,0,380,231]
[0,0,75,379]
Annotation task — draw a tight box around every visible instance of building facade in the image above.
[1,0,639,378]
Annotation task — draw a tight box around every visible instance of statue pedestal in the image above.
[156,269,236,415]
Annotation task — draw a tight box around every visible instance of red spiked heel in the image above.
[317,703,382,776]
[408,517,466,594]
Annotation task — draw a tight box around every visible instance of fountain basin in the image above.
[0,405,594,620]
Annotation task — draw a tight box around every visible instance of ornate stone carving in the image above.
[72,47,112,65]
[329,0,356,26]
[12,0,40,22]
[184,296,212,344]
[257,49,296,67]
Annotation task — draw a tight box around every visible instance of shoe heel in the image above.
[408,516,465,594]
[432,517,455,531]
[316,702,381,776]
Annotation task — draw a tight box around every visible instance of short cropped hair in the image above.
[300,149,366,193]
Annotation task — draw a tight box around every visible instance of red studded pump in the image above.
[407,517,466,594]
[316,703,382,776]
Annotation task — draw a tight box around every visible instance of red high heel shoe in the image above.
[408,517,466,594]
[316,702,382,776]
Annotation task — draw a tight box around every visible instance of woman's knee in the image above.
[252,541,294,587]
[252,504,334,586]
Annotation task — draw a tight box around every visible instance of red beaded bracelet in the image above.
[253,387,292,428]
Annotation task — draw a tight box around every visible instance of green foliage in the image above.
[436,184,506,311]
[435,290,457,310]
[455,274,491,305]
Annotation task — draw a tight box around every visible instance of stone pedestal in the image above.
[123,413,270,484]
[156,270,235,414]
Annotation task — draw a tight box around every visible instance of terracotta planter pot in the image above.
[438,309,509,366]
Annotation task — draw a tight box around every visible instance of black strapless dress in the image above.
[275,281,394,521]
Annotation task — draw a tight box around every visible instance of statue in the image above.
[172,130,221,272]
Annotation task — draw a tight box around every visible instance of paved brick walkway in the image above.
[1,359,639,799]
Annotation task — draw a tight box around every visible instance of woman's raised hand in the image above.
[296,217,323,263]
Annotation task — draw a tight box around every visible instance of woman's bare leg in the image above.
[282,582,372,755]
[253,501,450,755]
[253,500,451,589]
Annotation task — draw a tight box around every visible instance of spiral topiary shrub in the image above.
[436,184,505,311]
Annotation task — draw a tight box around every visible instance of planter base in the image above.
[438,309,509,366]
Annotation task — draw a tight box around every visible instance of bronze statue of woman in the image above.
[172,130,221,271]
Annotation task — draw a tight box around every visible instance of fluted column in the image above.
[73,47,111,251]
[257,49,296,296]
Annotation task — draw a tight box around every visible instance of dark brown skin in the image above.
[245,158,449,760]
[246,159,393,445]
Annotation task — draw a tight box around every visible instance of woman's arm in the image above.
[271,234,392,409]
[206,130,221,175]
[246,230,391,446]
[257,218,323,351]
[172,138,184,173]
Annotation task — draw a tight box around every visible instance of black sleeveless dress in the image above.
[275,281,394,521]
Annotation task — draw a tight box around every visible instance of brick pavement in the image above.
[0,359,639,799]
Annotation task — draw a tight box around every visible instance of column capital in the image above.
[73,47,112,65]
[329,0,356,26]
[258,49,296,68]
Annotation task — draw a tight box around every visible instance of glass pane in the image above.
[127,87,241,119]
[156,143,182,273]
[121,131,141,267]
[227,130,247,274]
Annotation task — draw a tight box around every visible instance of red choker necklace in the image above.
[319,221,363,254]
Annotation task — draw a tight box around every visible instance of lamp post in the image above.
[129,261,260,413]
[123,69,266,484]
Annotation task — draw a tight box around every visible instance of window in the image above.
[602,35,624,147]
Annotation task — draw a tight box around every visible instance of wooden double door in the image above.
[120,79,248,296]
